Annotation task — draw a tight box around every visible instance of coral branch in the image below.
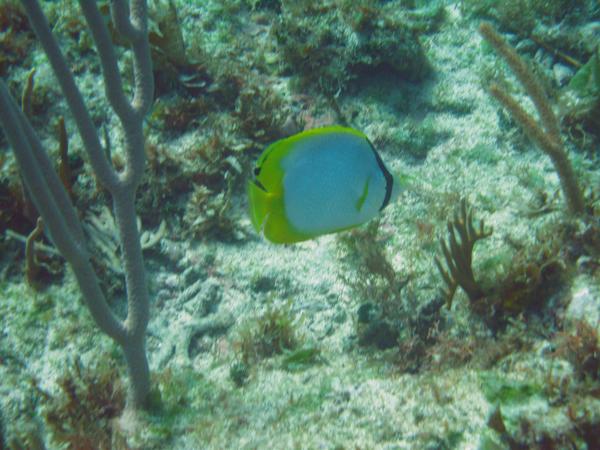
[479,22,585,215]
[25,216,44,288]
[435,199,492,308]
[0,0,155,412]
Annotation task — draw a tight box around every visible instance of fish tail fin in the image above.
[391,171,418,202]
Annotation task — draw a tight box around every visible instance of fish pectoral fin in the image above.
[355,177,370,211]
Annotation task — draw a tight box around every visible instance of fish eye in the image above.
[254,167,261,176]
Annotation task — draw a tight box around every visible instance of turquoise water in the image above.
[0,0,599,448]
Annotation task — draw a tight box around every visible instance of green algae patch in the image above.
[281,346,323,372]
[569,48,600,98]
[480,372,544,405]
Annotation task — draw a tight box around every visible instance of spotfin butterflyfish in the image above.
[248,126,401,243]
[248,126,403,244]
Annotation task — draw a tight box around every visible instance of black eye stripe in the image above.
[252,179,267,192]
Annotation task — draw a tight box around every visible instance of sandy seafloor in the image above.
[1,0,600,449]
